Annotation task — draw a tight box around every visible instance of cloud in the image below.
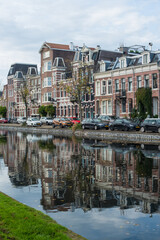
[0,0,160,86]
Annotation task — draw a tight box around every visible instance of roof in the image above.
[7,63,37,77]
[39,42,70,53]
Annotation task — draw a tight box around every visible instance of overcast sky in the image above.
[0,0,160,88]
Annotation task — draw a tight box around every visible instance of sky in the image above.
[0,0,160,88]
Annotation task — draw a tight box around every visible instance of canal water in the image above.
[0,130,160,240]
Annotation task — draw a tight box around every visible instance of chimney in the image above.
[70,42,74,50]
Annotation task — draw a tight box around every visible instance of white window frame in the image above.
[120,58,126,68]
[96,81,100,96]
[137,76,142,89]
[44,61,52,72]
[102,100,107,114]
[43,77,52,88]
[107,100,112,115]
[128,77,132,92]
[43,92,51,102]
[115,79,119,92]
[152,73,158,89]
[107,79,112,95]
[144,74,149,88]
[143,53,149,64]
[101,80,106,95]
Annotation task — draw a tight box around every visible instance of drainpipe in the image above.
[132,67,136,109]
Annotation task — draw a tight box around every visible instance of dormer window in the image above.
[100,62,105,72]
[143,54,148,64]
[120,59,126,68]
[53,57,65,68]
[15,71,23,79]
[9,67,14,75]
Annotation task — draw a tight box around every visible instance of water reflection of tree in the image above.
[135,150,153,177]
[38,140,56,152]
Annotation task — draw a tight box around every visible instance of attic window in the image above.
[53,57,65,67]
[15,71,23,79]
[120,59,125,68]
[143,54,148,64]
[9,67,13,75]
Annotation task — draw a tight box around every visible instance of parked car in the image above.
[52,117,73,128]
[68,117,80,124]
[81,118,106,130]
[17,117,26,124]
[0,118,8,123]
[8,118,18,124]
[26,117,42,127]
[97,115,116,129]
[140,118,160,133]
[109,118,140,131]
[40,117,53,125]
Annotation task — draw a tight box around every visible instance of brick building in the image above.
[39,42,75,115]
[71,44,124,119]
[94,49,160,118]
[6,63,39,118]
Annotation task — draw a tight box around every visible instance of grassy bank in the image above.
[0,192,86,240]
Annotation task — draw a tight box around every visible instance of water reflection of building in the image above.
[2,132,42,186]
[94,143,160,215]
[41,137,81,210]
[1,131,160,215]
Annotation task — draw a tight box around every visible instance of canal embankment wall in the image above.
[1,125,160,144]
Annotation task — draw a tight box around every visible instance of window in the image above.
[43,77,52,87]
[152,73,158,89]
[122,99,126,113]
[43,51,50,59]
[90,69,93,83]
[120,59,125,68]
[137,76,141,88]
[64,89,66,97]
[144,75,149,88]
[108,80,112,94]
[102,81,106,95]
[9,67,13,75]
[153,97,158,116]
[61,73,66,80]
[121,78,125,92]
[107,100,112,115]
[128,77,132,91]
[44,61,52,72]
[128,99,133,113]
[96,81,100,96]
[102,101,107,114]
[115,79,119,92]
[143,54,148,64]
[43,92,51,102]
[8,90,13,97]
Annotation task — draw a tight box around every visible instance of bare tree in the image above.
[19,83,30,119]
[61,65,91,121]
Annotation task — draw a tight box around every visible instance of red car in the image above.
[0,118,8,123]
[68,117,80,124]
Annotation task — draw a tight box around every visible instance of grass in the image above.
[0,192,86,240]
